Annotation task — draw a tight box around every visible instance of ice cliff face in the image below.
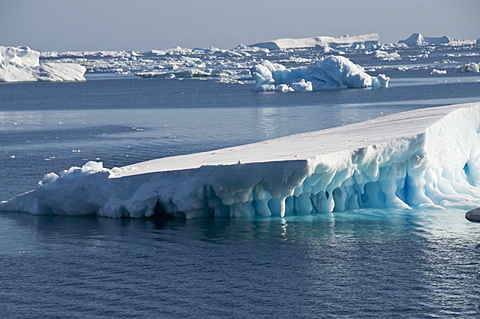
[2,103,480,219]
[251,56,389,92]
[0,46,86,82]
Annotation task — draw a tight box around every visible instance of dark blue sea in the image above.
[1,75,480,318]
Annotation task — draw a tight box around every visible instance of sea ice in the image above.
[0,46,86,82]
[251,56,389,92]
[2,103,480,219]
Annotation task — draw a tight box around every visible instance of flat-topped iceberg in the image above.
[0,46,86,82]
[251,56,389,92]
[2,103,480,219]
[249,34,379,50]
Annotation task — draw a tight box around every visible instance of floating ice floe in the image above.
[457,62,480,73]
[431,69,447,75]
[374,50,401,61]
[41,50,138,59]
[251,55,389,92]
[0,46,86,82]
[2,103,480,219]
[399,33,451,46]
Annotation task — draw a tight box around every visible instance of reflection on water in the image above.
[1,208,479,318]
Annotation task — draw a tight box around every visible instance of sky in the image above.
[1,0,479,52]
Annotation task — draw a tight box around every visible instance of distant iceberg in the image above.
[2,103,480,219]
[0,46,86,82]
[249,34,379,50]
[457,62,479,73]
[251,55,389,92]
[399,33,451,46]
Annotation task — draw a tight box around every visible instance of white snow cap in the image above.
[2,103,480,219]
[0,46,86,82]
[251,56,389,92]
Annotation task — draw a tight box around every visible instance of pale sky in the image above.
[1,0,479,52]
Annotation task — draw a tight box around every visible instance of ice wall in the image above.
[2,103,480,219]
[0,46,86,82]
[251,56,389,92]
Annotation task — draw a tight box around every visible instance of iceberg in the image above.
[374,50,401,61]
[399,33,451,46]
[251,56,389,92]
[457,62,480,73]
[2,103,480,219]
[0,46,86,82]
[249,34,379,50]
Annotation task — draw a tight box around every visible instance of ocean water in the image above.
[1,74,480,317]
[1,209,480,318]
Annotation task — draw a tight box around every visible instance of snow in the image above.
[251,56,389,92]
[0,46,86,82]
[249,34,379,50]
[2,102,480,219]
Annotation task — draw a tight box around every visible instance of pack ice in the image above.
[2,103,480,219]
[251,56,389,92]
[0,46,86,82]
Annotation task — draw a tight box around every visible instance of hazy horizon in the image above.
[1,0,479,52]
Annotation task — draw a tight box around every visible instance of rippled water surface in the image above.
[1,209,480,318]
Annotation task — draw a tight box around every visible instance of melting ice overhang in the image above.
[2,102,480,219]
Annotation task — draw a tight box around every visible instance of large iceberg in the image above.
[249,34,379,50]
[0,46,86,82]
[2,103,480,219]
[251,56,389,92]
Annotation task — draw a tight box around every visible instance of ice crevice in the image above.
[2,103,480,219]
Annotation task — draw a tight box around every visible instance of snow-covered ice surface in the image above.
[3,102,480,219]
[0,46,86,82]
